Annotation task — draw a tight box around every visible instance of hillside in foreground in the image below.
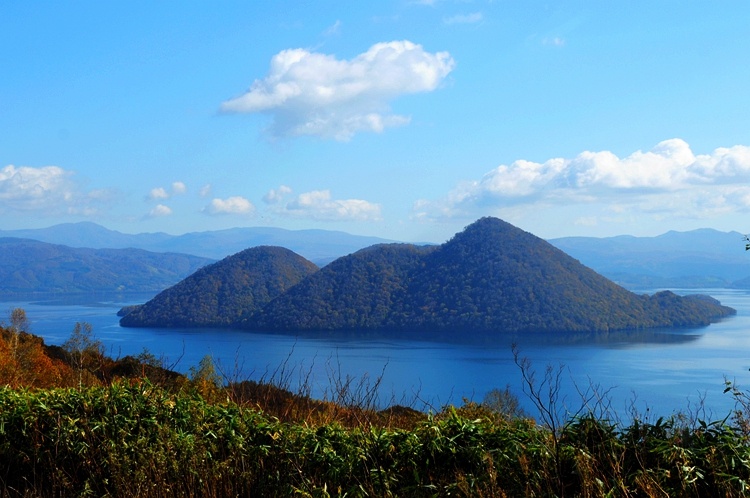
[121,217,735,334]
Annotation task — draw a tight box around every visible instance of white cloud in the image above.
[199,184,212,197]
[444,12,483,25]
[204,196,255,216]
[0,164,109,215]
[0,165,71,209]
[171,181,187,194]
[220,40,455,140]
[148,187,169,200]
[413,139,750,224]
[148,204,172,218]
[275,189,382,221]
[148,181,187,201]
[263,185,292,204]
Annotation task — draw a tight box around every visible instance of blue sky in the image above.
[2,1,749,243]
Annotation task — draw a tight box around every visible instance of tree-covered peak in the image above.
[120,246,318,328]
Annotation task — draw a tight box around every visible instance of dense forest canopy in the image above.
[119,246,318,328]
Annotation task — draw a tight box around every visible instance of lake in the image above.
[3,289,750,422]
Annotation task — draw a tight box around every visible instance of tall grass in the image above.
[1,380,750,497]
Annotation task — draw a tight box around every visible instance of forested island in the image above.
[118,246,318,327]
[120,217,734,334]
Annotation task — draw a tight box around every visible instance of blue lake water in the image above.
[3,289,750,421]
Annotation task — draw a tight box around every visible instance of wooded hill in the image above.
[121,217,735,334]
[119,246,318,328]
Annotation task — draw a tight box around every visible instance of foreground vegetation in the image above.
[3,311,750,496]
[5,382,750,497]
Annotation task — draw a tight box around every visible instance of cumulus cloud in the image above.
[147,204,172,218]
[0,165,72,209]
[0,164,109,215]
[171,181,187,194]
[199,184,212,198]
[413,139,750,223]
[147,181,187,200]
[273,189,382,222]
[444,12,483,25]
[204,196,255,216]
[263,185,292,204]
[147,187,169,200]
[220,40,455,140]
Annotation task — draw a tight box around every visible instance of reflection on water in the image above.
[1,289,749,420]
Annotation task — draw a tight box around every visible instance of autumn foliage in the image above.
[0,309,70,388]
[0,308,180,391]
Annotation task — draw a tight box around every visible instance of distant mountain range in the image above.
[1,222,750,295]
[0,238,212,294]
[0,222,394,265]
[549,229,750,289]
[120,218,735,334]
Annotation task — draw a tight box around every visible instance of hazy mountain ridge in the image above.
[0,222,395,264]
[0,238,212,293]
[122,218,735,334]
[550,229,750,289]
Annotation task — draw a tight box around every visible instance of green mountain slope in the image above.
[247,244,436,330]
[119,246,319,328]
[245,218,734,333]
[393,218,732,332]
[0,238,212,293]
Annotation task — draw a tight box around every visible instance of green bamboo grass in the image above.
[1,382,750,497]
